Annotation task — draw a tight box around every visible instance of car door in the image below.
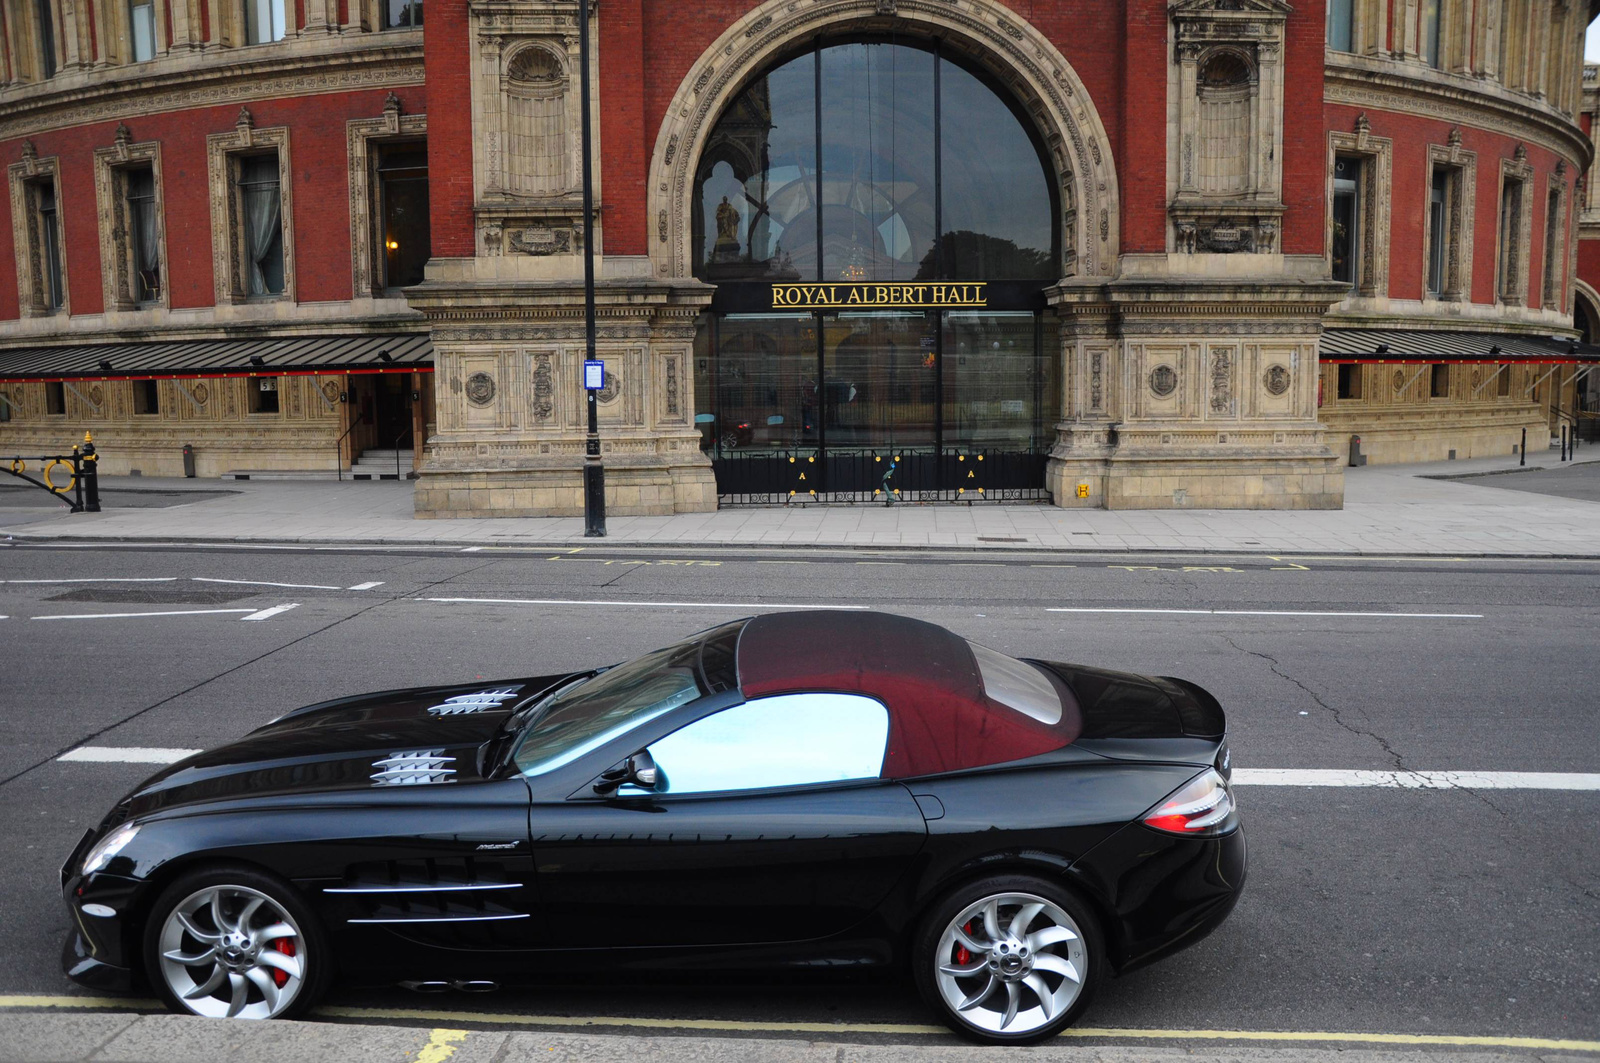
[529,692,928,948]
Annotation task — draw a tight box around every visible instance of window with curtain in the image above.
[1498,177,1524,301]
[129,0,155,60]
[33,180,65,311]
[382,0,421,28]
[1542,188,1562,308]
[244,0,285,44]
[376,143,430,289]
[126,166,161,303]
[239,154,285,297]
[1427,169,1449,296]
[36,0,56,78]
[1326,0,1353,51]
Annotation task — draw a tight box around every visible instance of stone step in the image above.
[220,469,345,481]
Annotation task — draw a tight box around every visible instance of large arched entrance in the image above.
[688,37,1068,501]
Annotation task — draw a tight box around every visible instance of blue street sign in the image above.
[583,360,605,390]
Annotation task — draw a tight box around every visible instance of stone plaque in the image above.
[465,372,496,407]
[1149,364,1178,397]
[1263,364,1290,396]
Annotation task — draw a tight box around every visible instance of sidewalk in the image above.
[2,453,1598,556]
[0,1011,1586,1063]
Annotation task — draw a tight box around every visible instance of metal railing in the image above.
[334,412,368,482]
[711,447,1049,505]
[3,432,101,512]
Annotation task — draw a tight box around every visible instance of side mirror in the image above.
[592,750,659,796]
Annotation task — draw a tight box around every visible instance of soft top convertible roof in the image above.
[735,611,1077,778]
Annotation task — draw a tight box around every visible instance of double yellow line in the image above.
[1,995,1596,1053]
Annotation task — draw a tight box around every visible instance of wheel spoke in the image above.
[256,948,302,981]
[981,899,1001,942]
[952,925,988,953]
[938,958,988,977]
[181,964,226,1001]
[1024,973,1055,1021]
[236,896,266,933]
[956,974,998,1011]
[252,922,296,947]
[210,891,231,934]
[999,980,1020,1029]
[176,911,221,943]
[244,967,280,1014]
[224,972,249,1018]
[1028,925,1078,951]
[1007,902,1044,941]
[1033,953,1081,983]
[162,946,217,966]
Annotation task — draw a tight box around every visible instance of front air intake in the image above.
[371,750,456,786]
[426,689,519,716]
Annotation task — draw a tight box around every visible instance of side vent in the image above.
[427,689,519,716]
[371,750,456,786]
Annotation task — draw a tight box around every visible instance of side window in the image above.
[647,693,889,795]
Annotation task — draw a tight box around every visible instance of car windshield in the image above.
[511,621,744,777]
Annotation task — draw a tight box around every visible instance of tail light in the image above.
[1142,769,1237,836]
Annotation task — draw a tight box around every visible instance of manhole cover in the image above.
[46,587,248,605]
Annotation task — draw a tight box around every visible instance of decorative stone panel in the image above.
[7,143,68,318]
[1326,116,1393,300]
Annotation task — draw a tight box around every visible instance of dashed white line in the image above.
[0,577,177,584]
[348,581,386,591]
[192,577,340,590]
[1046,607,1483,619]
[417,597,870,610]
[461,546,484,552]
[32,608,257,621]
[1233,769,1600,790]
[59,747,201,764]
[241,603,300,621]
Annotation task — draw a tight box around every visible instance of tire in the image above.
[912,874,1105,1045]
[143,864,330,1020]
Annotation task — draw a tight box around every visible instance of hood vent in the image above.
[371,750,456,786]
[427,689,519,717]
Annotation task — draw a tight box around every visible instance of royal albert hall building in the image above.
[0,0,1597,514]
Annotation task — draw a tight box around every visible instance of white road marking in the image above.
[1046,607,1483,619]
[417,596,870,610]
[59,747,201,764]
[1233,769,1600,790]
[461,546,484,552]
[348,581,386,591]
[0,577,177,584]
[32,608,256,621]
[241,603,300,621]
[192,577,340,590]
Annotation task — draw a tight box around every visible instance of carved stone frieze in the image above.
[1149,364,1178,397]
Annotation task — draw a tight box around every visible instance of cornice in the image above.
[0,34,423,142]
[1324,58,1592,170]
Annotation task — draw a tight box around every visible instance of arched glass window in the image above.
[692,40,1057,285]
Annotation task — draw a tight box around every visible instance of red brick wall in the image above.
[0,86,425,319]
[424,0,474,257]
[1577,237,1600,304]
[1281,0,1326,255]
[1325,102,1577,308]
[601,0,647,257]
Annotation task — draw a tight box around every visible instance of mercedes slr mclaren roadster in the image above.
[62,610,1245,1044]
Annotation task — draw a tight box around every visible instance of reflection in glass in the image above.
[1331,156,1359,288]
[942,312,1055,450]
[709,314,820,456]
[935,61,1053,280]
[377,144,431,290]
[824,313,936,450]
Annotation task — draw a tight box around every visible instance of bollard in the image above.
[1348,434,1367,467]
[1561,425,1568,462]
[81,432,100,513]
[1520,427,1526,467]
[182,443,196,478]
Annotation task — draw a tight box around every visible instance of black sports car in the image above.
[61,610,1245,1044]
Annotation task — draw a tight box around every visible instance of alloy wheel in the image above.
[932,891,1088,1035]
[156,884,307,1019]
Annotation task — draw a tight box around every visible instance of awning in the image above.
[1321,328,1600,364]
[0,333,432,383]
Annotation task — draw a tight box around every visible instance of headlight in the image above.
[81,824,139,876]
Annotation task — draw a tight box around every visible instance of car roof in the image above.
[734,610,1069,778]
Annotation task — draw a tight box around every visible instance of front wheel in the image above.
[144,865,328,1019]
[913,875,1104,1045]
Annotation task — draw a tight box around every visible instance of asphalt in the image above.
[0,544,1596,1060]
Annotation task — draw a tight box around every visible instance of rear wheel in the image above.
[913,875,1103,1045]
[144,865,328,1020]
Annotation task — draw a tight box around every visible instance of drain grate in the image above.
[976,536,1029,543]
[46,587,250,605]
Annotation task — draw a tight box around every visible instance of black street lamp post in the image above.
[579,0,606,537]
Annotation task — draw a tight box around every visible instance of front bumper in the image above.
[1070,822,1248,974]
[61,926,134,993]
[60,865,144,991]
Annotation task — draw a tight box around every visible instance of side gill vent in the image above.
[372,750,456,786]
[427,689,519,717]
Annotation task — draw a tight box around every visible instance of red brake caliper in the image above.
[269,938,295,987]
[955,920,974,966]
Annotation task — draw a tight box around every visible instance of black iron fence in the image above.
[712,447,1049,505]
[3,432,101,512]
